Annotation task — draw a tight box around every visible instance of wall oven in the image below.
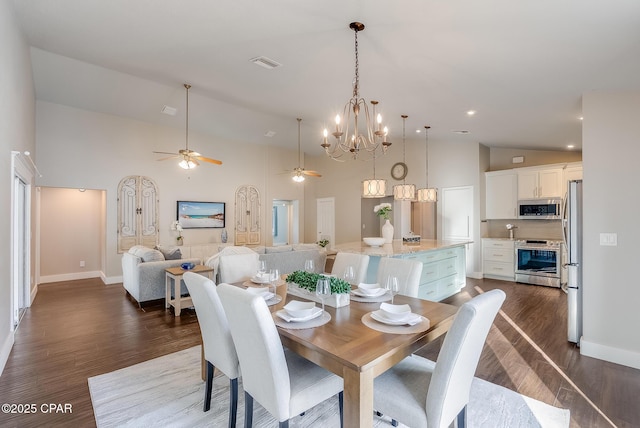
[515,239,562,287]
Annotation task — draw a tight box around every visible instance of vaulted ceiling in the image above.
[13,0,640,154]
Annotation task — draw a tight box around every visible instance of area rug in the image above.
[88,346,570,427]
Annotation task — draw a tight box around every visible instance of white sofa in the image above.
[122,246,201,305]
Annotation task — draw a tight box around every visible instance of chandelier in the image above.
[393,115,416,201]
[321,22,391,161]
[417,125,438,202]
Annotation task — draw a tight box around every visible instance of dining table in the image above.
[217,278,459,428]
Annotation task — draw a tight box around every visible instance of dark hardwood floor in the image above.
[0,277,638,427]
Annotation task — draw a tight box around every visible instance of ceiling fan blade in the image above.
[155,155,180,161]
[194,156,222,165]
[153,151,179,156]
[303,170,322,177]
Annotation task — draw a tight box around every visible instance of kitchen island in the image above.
[333,239,471,302]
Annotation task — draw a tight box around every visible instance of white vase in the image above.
[381,219,394,244]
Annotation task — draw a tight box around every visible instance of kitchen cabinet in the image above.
[517,166,564,199]
[485,170,517,219]
[482,239,515,280]
[564,162,583,183]
[402,245,466,302]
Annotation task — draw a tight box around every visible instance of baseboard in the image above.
[580,338,640,370]
[39,271,102,284]
[103,274,123,285]
[468,271,484,280]
[30,283,38,305]
[0,330,15,376]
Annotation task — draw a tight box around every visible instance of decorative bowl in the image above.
[379,303,412,321]
[363,237,385,247]
[357,283,383,296]
[283,300,317,318]
[181,262,195,270]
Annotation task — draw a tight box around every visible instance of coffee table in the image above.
[164,265,213,316]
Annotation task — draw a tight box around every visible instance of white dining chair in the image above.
[182,272,240,428]
[217,283,344,428]
[376,257,422,297]
[373,289,506,428]
[331,252,370,284]
[218,252,259,283]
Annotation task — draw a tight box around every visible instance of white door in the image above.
[316,197,335,249]
[442,186,475,275]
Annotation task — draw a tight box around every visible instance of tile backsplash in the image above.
[483,219,563,241]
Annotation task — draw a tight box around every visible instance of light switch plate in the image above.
[599,233,617,246]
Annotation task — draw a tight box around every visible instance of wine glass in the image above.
[316,277,331,313]
[269,268,280,295]
[304,259,315,272]
[342,265,356,285]
[258,260,267,276]
[385,276,399,304]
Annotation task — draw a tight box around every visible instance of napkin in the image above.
[276,307,323,323]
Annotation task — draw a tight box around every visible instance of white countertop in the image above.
[333,239,472,257]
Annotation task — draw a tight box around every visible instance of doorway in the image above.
[316,197,335,249]
[272,200,299,246]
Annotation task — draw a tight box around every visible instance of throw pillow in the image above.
[129,245,165,262]
[155,245,182,260]
[293,243,319,251]
[265,245,293,253]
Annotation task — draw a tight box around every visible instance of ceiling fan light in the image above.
[179,159,197,169]
[292,174,305,182]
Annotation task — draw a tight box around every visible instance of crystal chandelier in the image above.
[393,115,416,201]
[321,22,391,161]
[362,154,386,198]
[417,125,438,202]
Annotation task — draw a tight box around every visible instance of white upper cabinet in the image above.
[517,166,564,199]
[564,162,583,183]
[485,170,517,219]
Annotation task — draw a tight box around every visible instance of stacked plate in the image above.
[251,272,272,284]
[276,301,323,322]
[371,303,423,326]
[351,283,386,298]
[245,286,275,301]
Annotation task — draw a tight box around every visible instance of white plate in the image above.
[246,287,275,301]
[379,302,412,320]
[371,310,422,326]
[251,275,272,284]
[352,288,387,298]
[283,300,317,318]
[276,307,323,323]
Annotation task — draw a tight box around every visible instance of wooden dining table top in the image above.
[237,279,459,427]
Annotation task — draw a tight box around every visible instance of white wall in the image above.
[580,91,640,369]
[0,0,36,373]
[35,101,305,282]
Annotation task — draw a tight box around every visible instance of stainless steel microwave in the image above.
[518,198,562,219]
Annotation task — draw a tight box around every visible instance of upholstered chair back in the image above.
[376,257,422,297]
[219,252,259,283]
[331,252,370,284]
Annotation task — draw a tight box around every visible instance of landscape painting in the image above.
[176,201,225,229]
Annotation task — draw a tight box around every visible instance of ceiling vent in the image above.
[452,130,470,134]
[161,105,177,116]
[250,56,282,70]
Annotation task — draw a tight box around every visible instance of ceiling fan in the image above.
[289,118,321,182]
[153,84,222,169]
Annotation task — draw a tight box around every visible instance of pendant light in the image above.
[417,125,438,202]
[393,115,416,200]
[362,153,386,197]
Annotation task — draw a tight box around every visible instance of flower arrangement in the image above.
[172,220,184,243]
[286,271,351,294]
[317,239,329,248]
[374,203,392,220]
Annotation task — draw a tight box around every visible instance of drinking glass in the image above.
[342,265,356,285]
[385,276,399,304]
[269,268,280,295]
[258,260,267,275]
[304,259,315,272]
[316,277,331,313]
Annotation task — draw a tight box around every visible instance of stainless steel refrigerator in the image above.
[563,179,583,344]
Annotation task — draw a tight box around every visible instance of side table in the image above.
[165,265,214,316]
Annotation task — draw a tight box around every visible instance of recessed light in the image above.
[578,116,583,121]
[467,110,476,116]
[264,131,276,137]
[161,105,177,116]
[415,129,422,133]
[249,56,282,69]
[567,144,575,149]
[452,130,470,134]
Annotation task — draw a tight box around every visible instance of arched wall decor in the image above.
[117,175,159,253]
[235,185,261,246]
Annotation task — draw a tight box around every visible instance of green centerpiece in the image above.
[286,271,351,294]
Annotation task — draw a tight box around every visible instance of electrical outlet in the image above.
[599,233,617,246]
[80,260,85,267]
